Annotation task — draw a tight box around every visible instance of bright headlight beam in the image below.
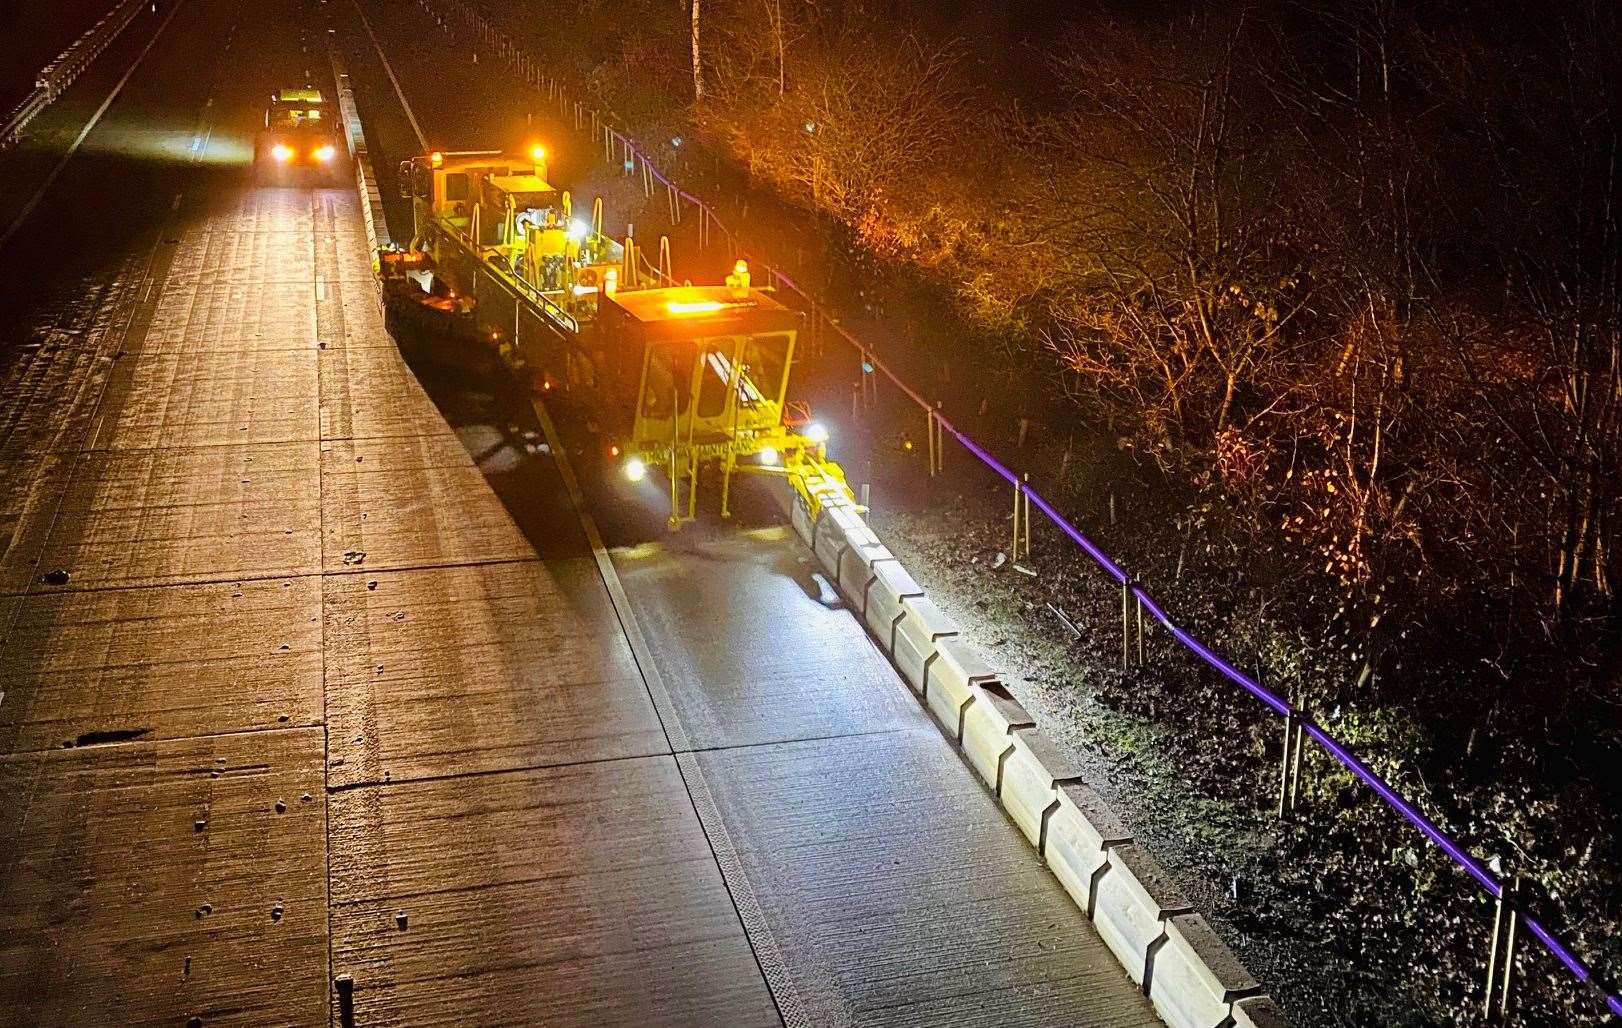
[314,144,336,162]
[623,457,647,482]
[805,422,829,444]
[271,143,293,162]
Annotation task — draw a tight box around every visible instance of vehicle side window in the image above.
[642,345,689,418]
[740,333,790,406]
[444,173,469,203]
[696,341,738,419]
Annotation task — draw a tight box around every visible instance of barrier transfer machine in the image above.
[380,146,855,527]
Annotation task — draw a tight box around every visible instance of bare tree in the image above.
[691,0,705,101]
[1031,15,1310,464]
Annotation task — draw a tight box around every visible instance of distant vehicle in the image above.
[254,88,345,182]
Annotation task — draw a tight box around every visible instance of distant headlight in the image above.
[314,144,336,162]
[623,457,647,482]
[271,143,293,162]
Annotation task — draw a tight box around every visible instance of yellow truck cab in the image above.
[596,281,831,523]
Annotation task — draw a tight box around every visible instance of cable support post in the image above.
[1012,475,1023,561]
[1120,577,1132,671]
[1484,875,1524,1022]
[1277,699,1306,820]
[1020,472,1032,559]
[1135,584,1145,666]
[933,403,944,475]
[926,407,937,478]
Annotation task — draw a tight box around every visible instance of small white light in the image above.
[314,144,336,162]
[623,457,647,482]
[567,219,588,242]
[758,446,779,466]
[271,143,293,162]
[805,422,829,444]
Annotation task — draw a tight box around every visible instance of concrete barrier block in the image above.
[1148,913,1262,1028]
[891,595,958,693]
[864,561,924,649]
[922,637,997,738]
[998,727,1084,848]
[791,492,815,548]
[1232,995,1288,1028]
[836,502,875,541]
[837,540,893,616]
[1043,782,1132,914]
[926,635,997,696]
[813,509,853,575]
[1057,781,1133,855]
[959,682,1036,791]
[1091,843,1194,987]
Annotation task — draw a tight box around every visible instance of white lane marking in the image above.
[170,193,182,211]
[350,0,428,150]
[0,0,189,254]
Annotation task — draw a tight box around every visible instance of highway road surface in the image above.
[0,0,1164,1024]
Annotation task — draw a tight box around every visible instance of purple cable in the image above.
[925,413,1620,1015]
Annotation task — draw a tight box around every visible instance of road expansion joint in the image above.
[670,726,910,758]
[321,747,679,794]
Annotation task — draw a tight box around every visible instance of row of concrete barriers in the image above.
[792,485,1289,1028]
[326,38,392,274]
[1,0,152,147]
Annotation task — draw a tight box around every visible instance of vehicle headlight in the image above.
[805,422,829,444]
[314,144,336,162]
[758,446,779,467]
[623,457,646,482]
[271,143,293,162]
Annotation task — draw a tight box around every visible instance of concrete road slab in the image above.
[21,440,321,590]
[0,575,321,753]
[692,728,1163,1027]
[328,756,778,1027]
[88,347,319,450]
[320,438,534,572]
[613,525,919,750]
[144,280,323,354]
[323,559,659,786]
[0,728,329,1027]
[318,344,447,441]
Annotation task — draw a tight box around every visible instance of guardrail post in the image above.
[1484,876,1522,1022]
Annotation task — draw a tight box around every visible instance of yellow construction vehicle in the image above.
[381,146,855,527]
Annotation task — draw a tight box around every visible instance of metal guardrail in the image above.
[416,0,1622,1018]
[1,0,150,148]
